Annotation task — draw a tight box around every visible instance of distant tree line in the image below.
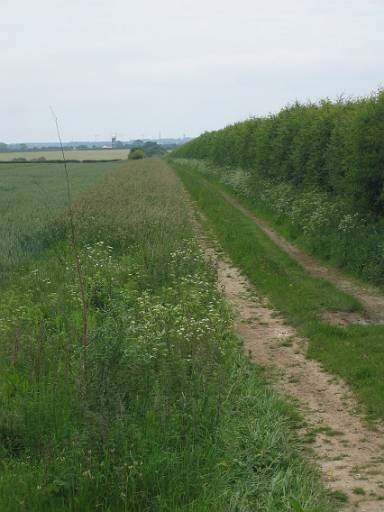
[0,140,179,153]
[173,90,384,218]
[128,142,167,160]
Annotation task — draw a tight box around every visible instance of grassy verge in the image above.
[0,158,332,511]
[171,159,384,421]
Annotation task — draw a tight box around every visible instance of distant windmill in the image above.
[111,135,117,148]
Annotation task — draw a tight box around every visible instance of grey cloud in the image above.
[1,0,383,141]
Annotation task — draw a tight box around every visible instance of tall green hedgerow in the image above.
[173,90,384,216]
[172,90,384,285]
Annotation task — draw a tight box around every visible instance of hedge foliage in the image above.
[174,90,384,217]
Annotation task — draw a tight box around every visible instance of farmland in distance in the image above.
[0,148,129,162]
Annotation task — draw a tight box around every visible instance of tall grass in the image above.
[172,90,384,286]
[0,159,333,511]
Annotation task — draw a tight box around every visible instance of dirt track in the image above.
[197,225,384,511]
[220,190,384,325]
[183,181,384,511]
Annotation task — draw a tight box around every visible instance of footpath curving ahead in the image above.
[176,162,384,512]
[173,159,384,420]
[220,185,384,325]
[220,190,384,323]
[195,220,384,512]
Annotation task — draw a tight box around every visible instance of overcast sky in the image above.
[1,0,383,142]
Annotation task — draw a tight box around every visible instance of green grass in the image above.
[172,160,384,420]
[352,487,366,496]
[0,158,334,511]
[0,161,121,274]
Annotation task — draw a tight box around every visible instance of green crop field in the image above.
[0,148,130,162]
[0,160,121,274]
